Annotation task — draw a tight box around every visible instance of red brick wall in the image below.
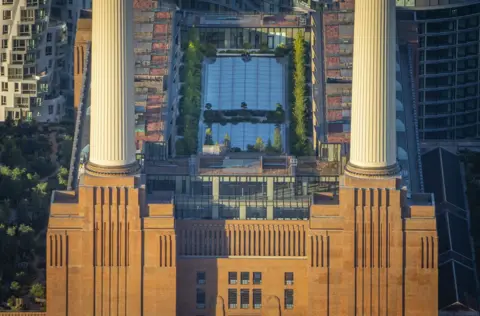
[325,44,340,55]
[325,25,339,39]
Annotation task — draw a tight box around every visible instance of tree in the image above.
[224,133,231,148]
[204,128,214,145]
[57,167,68,188]
[30,283,45,299]
[253,137,264,152]
[273,126,282,152]
[292,31,308,155]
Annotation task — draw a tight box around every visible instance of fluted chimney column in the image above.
[345,0,399,178]
[86,0,138,176]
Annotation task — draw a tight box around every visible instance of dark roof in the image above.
[439,261,479,311]
[422,147,479,312]
[422,147,466,210]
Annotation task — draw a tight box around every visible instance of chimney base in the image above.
[85,161,140,177]
[344,161,400,179]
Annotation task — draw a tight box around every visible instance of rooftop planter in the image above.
[203,106,285,125]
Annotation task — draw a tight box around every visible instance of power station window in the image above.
[253,272,262,284]
[241,272,250,284]
[284,289,294,309]
[253,289,262,309]
[228,289,237,309]
[228,272,237,284]
[240,289,249,309]
[285,272,294,285]
[197,271,206,285]
[196,288,205,309]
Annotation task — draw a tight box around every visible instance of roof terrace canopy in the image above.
[203,57,286,110]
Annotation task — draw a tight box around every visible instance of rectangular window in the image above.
[196,288,205,309]
[285,272,294,285]
[285,289,294,309]
[14,83,18,92]
[253,289,262,309]
[3,10,11,20]
[228,289,237,309]
[197,272,206,285]
[1,96,6,105]
[45,46,52,56]
[2,40,8,49]
[2,25,8,35]
[1,82,7,92]
[253,272,262,285]
[47,33,52,42]
[240,289,249,309]
[241,272,249,285]
[48,105,53,115]
[228,272,237,285]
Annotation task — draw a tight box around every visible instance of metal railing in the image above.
[67,42,91,190]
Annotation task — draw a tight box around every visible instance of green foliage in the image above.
[57,167,68,188]
[0,122,66,307]
[291,31,312,156]
[273,126,282,152]
[178,28,203,156]
[204,128,214,145]
[30,283,45,299]
[253,137,265,152]
[224,133,231,148]
[243,42,252,50]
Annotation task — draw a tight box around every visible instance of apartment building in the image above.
[50,0,91,118]
[0,0,68,122]
[176,0,308,13]
[397,1,480,141]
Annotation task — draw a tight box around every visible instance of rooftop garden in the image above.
[203,102,285,125]
[176,29,203,156]
[290,31,313,156]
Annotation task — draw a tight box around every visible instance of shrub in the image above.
[30,283,45,299]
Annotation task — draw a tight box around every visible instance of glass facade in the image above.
[399,3,480,140]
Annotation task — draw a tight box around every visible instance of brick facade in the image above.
[44,175,438,315]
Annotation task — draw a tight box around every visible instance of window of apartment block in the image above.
[3,10,11,20]
[18,25,29,36]
[14,83,18,92]
[0,53,5,62]
[1,82,7,92]
[285,272,294,285]
[253,272,262,285]
[45,46,52,56]
[196,272,206,285]
[228,289,237,309]
[2,40,8,49]
[2,25,8,35]
[253,289,262,309]
[241,272,249,284]
[196,288,205,309]
[228,272,237,285]
[1,67,5,76]
[48,105,53,115]
[2,0,14,5]
[1,96,6,105]
[47,33,52,42]
[240,289,249,309]
[284,289,294,309]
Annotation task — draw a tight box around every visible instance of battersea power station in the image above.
[43,0,439,315]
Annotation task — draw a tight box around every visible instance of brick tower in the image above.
[46,0,176,315]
